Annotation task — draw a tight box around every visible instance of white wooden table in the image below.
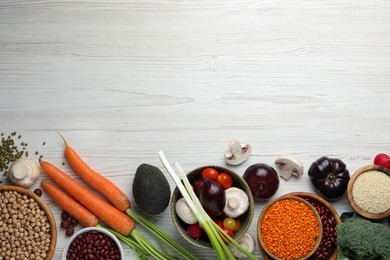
[1,0,390,259]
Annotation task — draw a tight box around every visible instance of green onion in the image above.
[158,151,257,260]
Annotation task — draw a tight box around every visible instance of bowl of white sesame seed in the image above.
[347,165,390,220]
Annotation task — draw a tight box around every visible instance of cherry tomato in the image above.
[231,219,240,232]
[223,217,236,230]
[217,172,233,189]
[201,168,219,181]
[222,227,234,243]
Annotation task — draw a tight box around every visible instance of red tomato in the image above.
[222,227,234,243]
[232,219,240,232]
[217,172,233,189]
[201,168,219,181]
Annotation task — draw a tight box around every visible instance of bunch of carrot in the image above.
[40,135,196,260]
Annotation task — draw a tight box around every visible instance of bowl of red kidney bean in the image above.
[258,192,341,260]
[62,227,124,260]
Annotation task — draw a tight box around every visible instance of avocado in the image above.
[133,163,171,215]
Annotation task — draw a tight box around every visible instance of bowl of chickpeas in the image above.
[0,186,57,259]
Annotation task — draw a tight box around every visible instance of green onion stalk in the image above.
[159,151,257,260]
[99,225,179,260]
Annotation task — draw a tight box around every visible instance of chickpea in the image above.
[0,191,51,259]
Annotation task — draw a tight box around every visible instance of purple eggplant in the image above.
[199,179,226,217]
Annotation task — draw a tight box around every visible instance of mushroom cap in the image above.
[223,187,249,218]
[175,197,198,225]
[8,158,40,188]
[224,139,251,166]
[274,154,304,180]
[229,233,256,259]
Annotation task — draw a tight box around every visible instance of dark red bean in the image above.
[66,227,75,236]
[66,230,120,260]
[34,188,43,197]
[62,211,70,220]
[305,198,337,260]
[61,220,70,228]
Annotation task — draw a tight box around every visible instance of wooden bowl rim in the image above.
[0,185,57,259]
[170,165,254,249]
[257,195,323,260]
[347,164,390,219]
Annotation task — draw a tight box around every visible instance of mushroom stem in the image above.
[228,198,239,210]
[229,139,242,157]
[11,164,28,179]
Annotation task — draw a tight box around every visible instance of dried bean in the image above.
[66,230,120,260]
[61,211,70,220]
[306,198,337,260]
[33,189,42,197]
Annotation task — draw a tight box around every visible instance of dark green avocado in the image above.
[133,163,171,215]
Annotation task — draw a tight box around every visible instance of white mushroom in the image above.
[274,154,304,181]
[224,139,251,166]
[175,197,198,225]
[8,158,40,188]
[223,187,249,218]
[229,233,256,259]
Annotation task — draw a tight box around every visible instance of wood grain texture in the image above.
[1,0,390,259]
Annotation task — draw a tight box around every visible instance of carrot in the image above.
[41,181,99,227]
[39,159,135,236]
[60,136,131,211]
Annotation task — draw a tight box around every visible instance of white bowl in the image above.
[62,227,124,260]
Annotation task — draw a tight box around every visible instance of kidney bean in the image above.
[66,230,120,260]
[305,198,337,260]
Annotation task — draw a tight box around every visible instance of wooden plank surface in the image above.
[1,0,390,259]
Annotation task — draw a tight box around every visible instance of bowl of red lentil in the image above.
[62,226,124,260]
[347,164,390,220]
[257,196,323,260]
[0,185,57,260]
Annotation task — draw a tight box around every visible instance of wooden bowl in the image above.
[0,186,57,259]
[257,195,323,260]
[283,192,341,260]
[347,164,390,219]
[170,165,254,249]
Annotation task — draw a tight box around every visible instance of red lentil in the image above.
[261,198,320,260]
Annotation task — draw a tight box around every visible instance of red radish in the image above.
[374,153,390,169]
[213,218,224,229]
[187,223,202,239]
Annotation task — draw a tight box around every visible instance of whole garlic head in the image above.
[8,158,40,188]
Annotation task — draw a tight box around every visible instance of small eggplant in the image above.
[199,179,226,217]
[308,156,350,201]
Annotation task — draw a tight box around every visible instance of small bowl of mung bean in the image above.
[0,185,57,259]
[347,164,390,220]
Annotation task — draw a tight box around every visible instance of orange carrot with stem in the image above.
[39,159,135,236]
[59,135,130,211]
[57,136,196,260]
[41,180,161,259]
[41,181,99,227]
